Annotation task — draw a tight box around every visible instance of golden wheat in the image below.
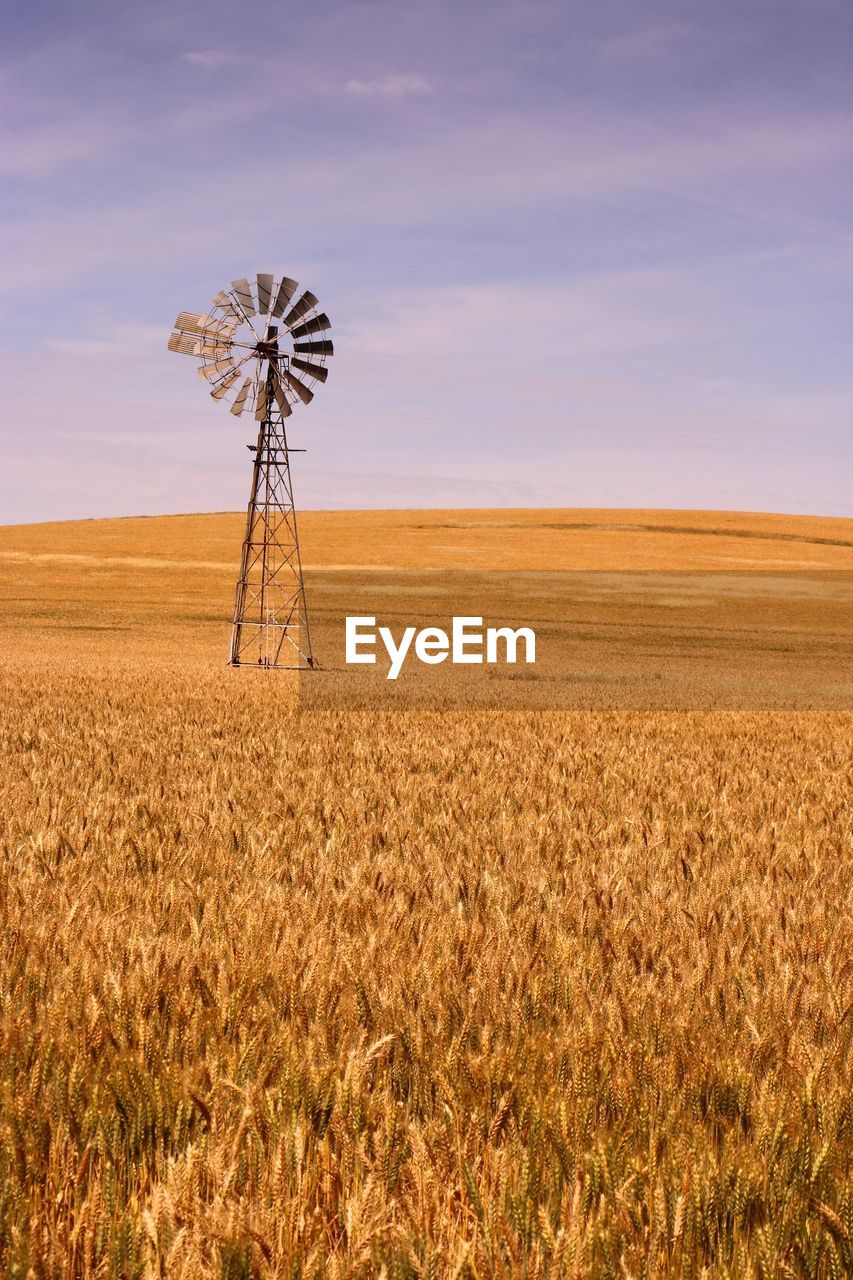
[0,510,850,1277]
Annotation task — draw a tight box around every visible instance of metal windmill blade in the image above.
[280,366,314,406]
[271,277,299,318]
[210,369,242,399]
[293,339,334,358]
[167,271,333,669]
[282,291,319,329]
[288,313,330,340]
[195,344,234,365]
[211,290,243,321]
[271,370,293,417]
[291,356,328,383]
[198,358,237,381]
[256,273,274,316]
[174,310,238,341]
[229,378,253,417]
[197,312,239,338]
[173,310,209,336]
[230,278,256,320]
[254,380,266,422]
[168,332,197,355]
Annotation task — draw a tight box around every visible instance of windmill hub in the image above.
[167,272,334,670]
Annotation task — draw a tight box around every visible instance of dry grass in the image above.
[3,507,851,573]
[0,509,851,1277]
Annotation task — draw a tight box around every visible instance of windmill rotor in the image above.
[168,272,334,420]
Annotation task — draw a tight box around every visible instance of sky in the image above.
[2,0,852,522]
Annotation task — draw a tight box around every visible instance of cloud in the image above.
[2,89,851,311]
[597,21,698,65]
[49,326,166,359]
[346,273,688,366]
[181,50,233,69]
[344,72,432,99]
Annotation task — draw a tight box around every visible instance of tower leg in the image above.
[228,410,314,669]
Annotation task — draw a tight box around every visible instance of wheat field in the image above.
[0,509,851,1278]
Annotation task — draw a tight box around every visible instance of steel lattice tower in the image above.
[229,364,314,669]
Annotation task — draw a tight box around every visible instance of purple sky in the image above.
[2,0,852,521]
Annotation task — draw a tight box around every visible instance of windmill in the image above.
[168,274,333,669]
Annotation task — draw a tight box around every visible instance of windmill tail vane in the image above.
[167,273,334,670]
